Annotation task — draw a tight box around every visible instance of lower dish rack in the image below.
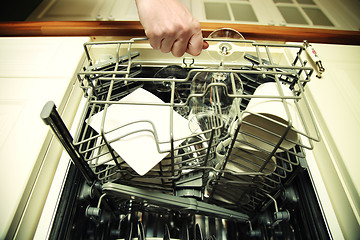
[41,38,320,223]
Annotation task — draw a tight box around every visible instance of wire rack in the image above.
[73,38,320,214]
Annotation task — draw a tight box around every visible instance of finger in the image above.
[160,36,177,54]
[147,34,162,50]
[203,41,209,49]
[171,38,189,57]
[185,31,204,56]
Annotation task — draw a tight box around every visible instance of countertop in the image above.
[0,37,88,239]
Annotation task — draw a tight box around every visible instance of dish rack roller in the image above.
[41,38,321,218]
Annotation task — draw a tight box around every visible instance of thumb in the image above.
[202,41,209,49]
[186,31,204,56]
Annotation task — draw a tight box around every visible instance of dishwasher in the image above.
[40,31,329,239]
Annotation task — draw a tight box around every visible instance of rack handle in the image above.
[41,101,96,185]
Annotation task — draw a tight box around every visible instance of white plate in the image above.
[88,88,193,176]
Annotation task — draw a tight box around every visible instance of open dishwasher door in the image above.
[39,37,334,239]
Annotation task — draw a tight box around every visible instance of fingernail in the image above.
[203,41,209,49]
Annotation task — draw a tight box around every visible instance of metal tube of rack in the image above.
[40,101,97,185]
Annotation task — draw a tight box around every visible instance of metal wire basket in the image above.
[68,38,320,214]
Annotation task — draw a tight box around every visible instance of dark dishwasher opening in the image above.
[49,160,330,240]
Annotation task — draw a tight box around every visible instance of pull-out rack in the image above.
[42,38,320,221]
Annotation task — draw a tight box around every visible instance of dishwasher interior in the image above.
[41,35,330,239]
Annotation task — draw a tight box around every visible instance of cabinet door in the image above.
[27,0,116,21]
[109,0,192,21]
[27,0,360,30]
[199,0,360,30]
[108,0,138,21]
[268,0,337,28]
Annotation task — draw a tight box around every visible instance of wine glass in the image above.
[188,68,243,137]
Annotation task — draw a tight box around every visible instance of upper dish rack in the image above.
[58,38,321,214]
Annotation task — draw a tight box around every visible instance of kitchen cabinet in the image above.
[27,0,116,21]
[26,0,360,31]
[26,0,191,21]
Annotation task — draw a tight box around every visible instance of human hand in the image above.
[135,0,208,57]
